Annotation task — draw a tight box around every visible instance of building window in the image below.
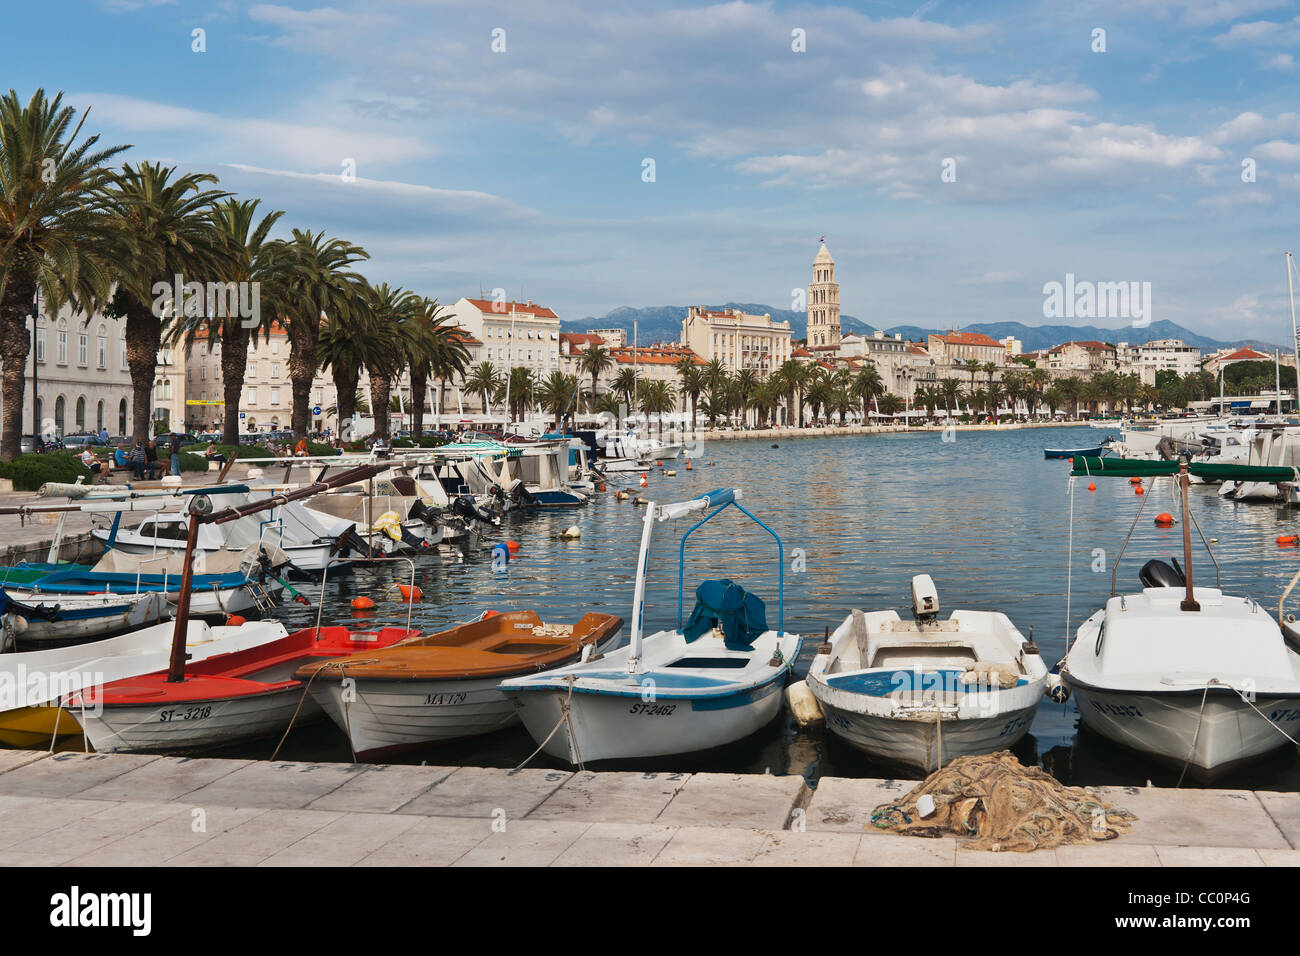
[57,331,67,364]
[120,339,128,370]
[78,334,87,366]
[96,400,104,432]
[270,387,280,406]
[201,366,206,381]
[36,329,45,363]
[75,396,85,430]
[271,362,279,379]
[54,395,65,435]
[271,340,279,355]
[118,399,126,434]
[97,335,107,368]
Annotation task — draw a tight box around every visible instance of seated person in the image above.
[294,438,309,457]
[144,440,163,480]
[129,442,148,480]
[204,442,227,467]
[80,447,108,482]
[113,446,129,469]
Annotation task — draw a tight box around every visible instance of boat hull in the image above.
[7,592,167,648]
[505,678,786,765]
[1068,681,1300,777]
[818,698,1040,774]
[311,674,519,760]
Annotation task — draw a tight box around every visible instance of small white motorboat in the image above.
[806,575,1047,773]
[0,587,167,648]
[500,488,802,764]
[1060,456,1300,778]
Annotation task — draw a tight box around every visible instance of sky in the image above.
[7,0,1300,340]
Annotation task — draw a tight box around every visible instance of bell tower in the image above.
[807,241,840,349]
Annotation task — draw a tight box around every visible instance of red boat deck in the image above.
[70,627,420,706]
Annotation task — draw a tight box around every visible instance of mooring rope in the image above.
[514,674,580,772]
[269,658,379,762]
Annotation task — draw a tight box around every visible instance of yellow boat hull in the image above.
[0,705,85,749]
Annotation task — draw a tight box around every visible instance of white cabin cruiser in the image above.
[807,575,1047,773]
[1060,456,1300,778]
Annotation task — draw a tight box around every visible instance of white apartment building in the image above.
[446,297,562,379]
[0,303,135,441]
[681,306,792,378]
[1116,338,1202,384]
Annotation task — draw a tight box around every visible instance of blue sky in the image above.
[8,0,1300,340]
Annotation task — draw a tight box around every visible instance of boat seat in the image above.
[870,645,979,668]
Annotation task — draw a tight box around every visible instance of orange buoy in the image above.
[1129,476,1142,485]
[1134,486,1145,496]
[1155,513,1174,525]
[396,584,422,602]
[598,483,607,492]
[351,596,376,610]
[506,540,520,553]
[483,609,500,618]
[225,614,246,626]
[639,476,647,488]
[1087,482,1096,492]
[1278,535,1299,546]
[686,461,693,470]
[656,460,663,467]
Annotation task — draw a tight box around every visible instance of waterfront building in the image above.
[926,330,1008,367]
[681,306,791,378]
[1201,345,1273,377]
[1116,338,1201,384]
[446,297,562,380]
[0,302,135,442]
[588,328,626,348]
[1044,340,1118,374]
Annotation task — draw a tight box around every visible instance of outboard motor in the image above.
[1138,558,1185,589]
[910,574,940,622]
[408,499,433,523]
[400,525,431,552]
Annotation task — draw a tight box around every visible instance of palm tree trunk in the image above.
[331,367,359,439]
[0,277,36,460]
[220,329,250,446]
[368,366,391,439]
[288,333,316,439]
[125,302,161,446]
[410,370,428,438]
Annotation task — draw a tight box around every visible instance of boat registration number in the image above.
[1269,709,1300,722]
[628,703,676,717]
[424,692,468,706]
[158,706,213,722]
[999,715,1030,736]
[1090,701,1143,717]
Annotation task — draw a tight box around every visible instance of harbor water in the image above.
[200,426,1300,789]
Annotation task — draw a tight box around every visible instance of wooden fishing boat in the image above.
[295,610,623,760]
[1,587,167,648]
[806,575,1048,773]
[0,619,290,747]
[1043,444,1107,459]
[69,624,418,753]
[500,488,802,765]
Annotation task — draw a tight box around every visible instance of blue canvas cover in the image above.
[682,579,768,650]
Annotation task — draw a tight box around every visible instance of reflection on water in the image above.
[229,426,1300,787]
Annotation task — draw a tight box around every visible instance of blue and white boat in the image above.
[0,587,167,649]
[806,575,1048,773]
[500,488,802,764]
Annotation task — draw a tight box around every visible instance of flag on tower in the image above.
[818,235,825,242]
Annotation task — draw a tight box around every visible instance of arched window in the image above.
[54,395,65,436]
[118,398,127,435]
[96,400,104,432]
[75,396,85,431]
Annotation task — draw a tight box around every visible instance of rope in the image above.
[269,658,379,762]
[1065,476,1074,650]
[1177,682,1212,788]
[48,701,64,752]
[513,675,581,771]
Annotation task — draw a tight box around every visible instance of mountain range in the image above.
[562,305,1287,355]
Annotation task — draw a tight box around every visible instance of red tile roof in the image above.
[1217,346,1270,362]
[560,333,605,349]
[610,346,705,366]
[464,298,559,319]
[1050,340,1115,353]
[933,331,1003,348]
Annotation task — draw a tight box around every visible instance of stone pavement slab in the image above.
[1097,786,1288,850]
[356,816,489,867]
[654,772,803,830]
[0,752,160,798]
[77,756,246,802]
[552,822,677,866]
[453,819,591,866]
[529,770,687,823]
[398,766,573,820]
[652,825,770,866]
[183,760,369,809]
[307,763,455,813]
[805,776,913,833]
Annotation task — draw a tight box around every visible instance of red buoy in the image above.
[1278,535,1299,546]
[1087,482,1096,492]
[396,584,422,601]
[226,614,246,626]
[506,540,520,553]
[1155,513,1174,525]
[1134,486,1145,496]
[351,596,376,610]
[1129,476,1143,485]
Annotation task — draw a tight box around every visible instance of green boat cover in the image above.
[1068,456,1296,482]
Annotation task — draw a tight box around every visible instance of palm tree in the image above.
[537,371,581,428]
[986,380,1005,419]
[639,379,677,439]
[878,393,903,418]
[676,357,705,427]
[1027,368,1050,418]
[408,299,467,437]
[774,360,807,428]
[805,374,832,424]
[506,366,536,422]
[318,303,396,440]
[733,368,759,427]
[100,162,232,446]
[612,367,638,410]
[363,282,421,440]
[0,89,128,459]
[262,229,369,438]
[938,377,962,416]
[578,345,614,405]
[851,363,884,422]
[173,197,284,446]
[465,361,504,414]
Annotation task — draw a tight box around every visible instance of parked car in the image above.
[60,433,101,450]
[20,435,46,454]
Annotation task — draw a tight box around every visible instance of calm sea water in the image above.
[237,425,1300,788]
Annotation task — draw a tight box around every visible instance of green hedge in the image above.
[0,451,92,491]
[179,453,208,472]
[182,442,274,460]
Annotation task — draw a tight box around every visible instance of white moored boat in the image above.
[806,575,1047,773]
[1059,455,1300,778]
[500,488,802,764]
[1,588,167,648]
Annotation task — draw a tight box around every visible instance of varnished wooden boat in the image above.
[295,610,623,760]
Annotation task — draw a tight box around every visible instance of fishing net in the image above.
[870,751,1137,852]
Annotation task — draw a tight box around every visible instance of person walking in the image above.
[168,432,182,476]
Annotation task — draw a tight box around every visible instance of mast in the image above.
[1178,458,1200,613]
[626,500,656,674]
[1289,252,1299,388]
